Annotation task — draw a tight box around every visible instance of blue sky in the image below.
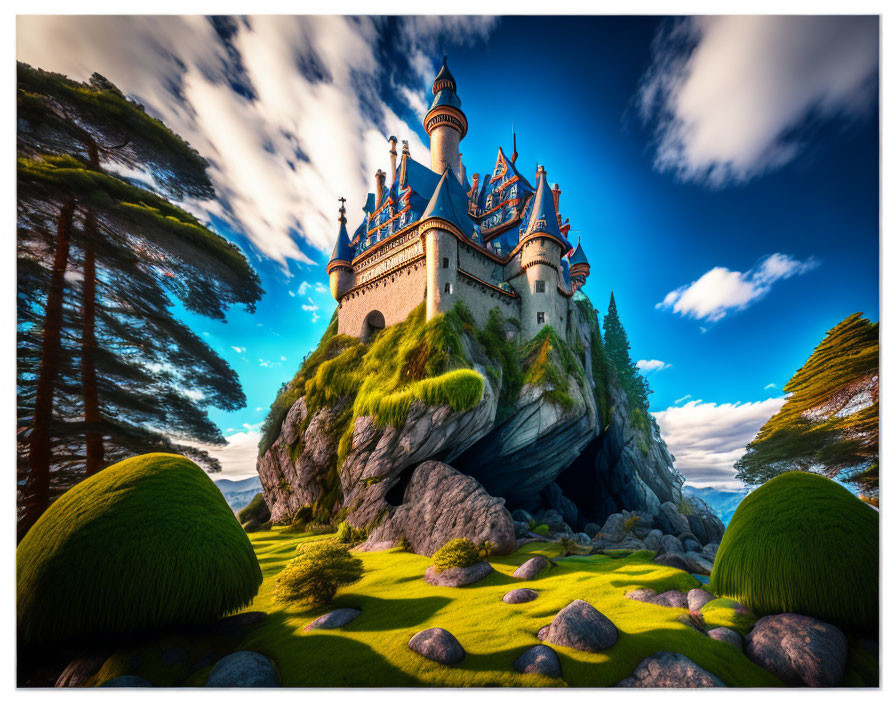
[16,15,879,488]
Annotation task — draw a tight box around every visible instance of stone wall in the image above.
[337,259,427,338]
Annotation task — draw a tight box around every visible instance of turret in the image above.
[568,235,590,293]
[424,57,467,178]
[327,198,355,301]
[388,136,398,183]
[374,169,386,209]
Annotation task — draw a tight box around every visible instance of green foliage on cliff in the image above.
[710,471,878,631]
[522,325,585,411]
[475,309,524,423]
[574,296,613,429]
[17,453,262,646]
[735,313,879,498]
[603,292,651,412]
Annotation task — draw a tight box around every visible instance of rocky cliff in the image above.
[256,295,720,555]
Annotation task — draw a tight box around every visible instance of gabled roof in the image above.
[521,168,570,250]
[569,238,589,267]
[402,155,442,199]
[422,166,475,238]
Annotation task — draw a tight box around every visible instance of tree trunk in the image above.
[20,199,74,541]
[82,142,104,475]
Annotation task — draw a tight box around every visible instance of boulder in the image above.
[212,611,267,637]
[653,552,693,572]
[708,627,743,650]
[99,676,153,687]
[687,589,715,613]
[684,551,714,576]
[625,588,657,603]
[513,645,562,678]
[617,652,725,687]
[408,628,465,665]
[649,590,688,609]
[599,513,627,542]
[745,614,848,687]
[503,588,538,604]
[658,503,690,535]
[513,555,550,580]
[603,535,646,551]
[511,508,534,524]
[660,534,683,555]
[56,653,108,687]
[205,651,280,687]
[644,529,663,553]
[424,562,492,587]
[702,542,719,561]
[682,538,702,553]
[583,522,601,538]
[542,600,618,652]
[513,521,530,538]
[365,461,516,556]
[304,608,361,631]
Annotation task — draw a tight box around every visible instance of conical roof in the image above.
[421,166,475,238]
[432,56,456,93]
[522,168,568,246]
[328,210,354,265]
[569,237,589,267]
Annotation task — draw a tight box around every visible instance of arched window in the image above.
[444,282,452,294]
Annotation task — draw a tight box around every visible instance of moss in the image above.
[475,308,524,423]
[522,325,584,411]
[700,598,757,636]
[238,493,270,526]
[16,454,262,646]
[710,472,878,631]
[575,296,613,428]
[533,524,550,536]
[431,538,490,573]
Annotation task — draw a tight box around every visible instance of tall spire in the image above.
[424,56,467,175]
[327,197,354,269]
[522,166,564,241]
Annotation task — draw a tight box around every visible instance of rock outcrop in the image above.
[617,652,725,687]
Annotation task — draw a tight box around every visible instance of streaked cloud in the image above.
[658,253,818,322]
[636,359,671,374]
[764,382,777,390]
[653,397,786,490]
[637,16,878,186]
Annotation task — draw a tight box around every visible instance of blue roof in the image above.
[433,57,456,89]
[569,239,589,266]
[522,168,570,249]
[430,89,462,112]
[421,166,475,238]
[329,217,354,264]
[402,155,442,198]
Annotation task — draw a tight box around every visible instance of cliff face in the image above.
[256,296,690,552]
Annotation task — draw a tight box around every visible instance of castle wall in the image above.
[515,238,571,341]
[337,259,427,339]
[425,226,458,319]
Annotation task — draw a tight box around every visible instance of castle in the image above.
[327,57,590,343]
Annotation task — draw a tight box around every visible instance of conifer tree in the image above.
[16,63,264,537]
[735,313,879,500]
[603,292,650,411]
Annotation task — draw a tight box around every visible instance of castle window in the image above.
[537,312,545,324]
[444,282,452,294]
[442,257,449,269]
[535,280,545,293]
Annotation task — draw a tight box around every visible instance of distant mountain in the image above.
[214,476,262,512]
[683,485,750,526]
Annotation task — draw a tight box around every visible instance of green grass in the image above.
[710,472,878,631]
[17,453,262,646]
[699,598,757,636]
[219,529,783,687]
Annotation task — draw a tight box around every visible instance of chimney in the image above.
[388,136,398,183]
[469,173,480,198]
[551,183,562,227]
[400,140,410,185]
[375,169,386,208]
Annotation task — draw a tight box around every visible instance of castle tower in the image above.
[424,57,467,178]
[326,198,354,301]
[519,166,570,339]
[568,236,591,293]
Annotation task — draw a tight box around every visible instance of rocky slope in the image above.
[256,296,721,555]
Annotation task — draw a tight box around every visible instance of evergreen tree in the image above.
[603,292,651,411]
[17,63,264,537]
[735,313,879,500]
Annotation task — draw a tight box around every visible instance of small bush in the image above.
[431,538,490,573]
[335,521,365,545]
[700,598,757,636]
[533,524,550,536]
[274,541,363,607]
[238,493,270,525]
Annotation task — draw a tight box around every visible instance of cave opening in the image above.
[384,464,415,506]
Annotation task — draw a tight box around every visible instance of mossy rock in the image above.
[710,471,878,631]
[17,453,263,646]
[238,493,270,526]
[431,538,483,573]
[699,598,757,636]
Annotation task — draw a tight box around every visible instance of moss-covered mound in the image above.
[238,492,271,531]
[700,598,757,636]
[17,453,263,646]
[710,471,878,631]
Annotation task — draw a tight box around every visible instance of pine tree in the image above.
[603,292,650,411]
[17,63,264,537]
[735,313,879,500]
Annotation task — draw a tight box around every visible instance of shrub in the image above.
[700,598,757,636]
[430,538,488,573]
[274,541,363,607]
[17,453,262,646]
[238,493,270,526]
[335,521,365,545]
[710,471,878,631]
[533,524,550,536]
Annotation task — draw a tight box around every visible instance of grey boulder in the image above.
[708,627,743,650]
[658,503,691,535]
[644,529,663,553]
[687,589,715,613]
[617,651,725,687]
[514,645,562,678]
[408,627,465,665]
[649,590,688,609]
[745,613,848,687]
[205,651,279,687]
[599,513,627,542]
[653,552,693,572]
[702,543,720,561]
[685,551,714,575]
[625,588,658,603]
[542,600,618,652]
[503,588,538,604]
[304,608,361,631]
[513,555,550,580]
[424,562,492,587]
[660,534,684,555]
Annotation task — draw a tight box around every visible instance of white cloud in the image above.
[231,346,246,354]
[311,312,320,323]
[16,16,495,270]
[674,394,692,405]
[637,16,878,186]
[259,358,274,368]
[194,422,262,479]
[280,355,287,361]
[314,282,328,294]
[302,301,319,312]
[653,397,786,489]
[297,281,311,296]
[658,253,818,322]
[636,359,670,374]
[764,382,777,390]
